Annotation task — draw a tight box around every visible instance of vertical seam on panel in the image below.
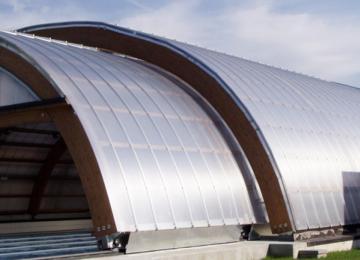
[89,51,200,227]
[71,48,179,229]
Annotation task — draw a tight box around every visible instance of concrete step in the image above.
[0,236,95,249]
[0,231,99,259]
[0,232,91,243]
[0,239,97,253]
[0,244,98,260]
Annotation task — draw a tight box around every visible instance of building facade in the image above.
[0,22,359,250]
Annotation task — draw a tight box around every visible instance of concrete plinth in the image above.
[59,236,360,259]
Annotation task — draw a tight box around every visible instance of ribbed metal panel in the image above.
[166,41,360,230]
[0,32,262,232]
[15,21,360,231]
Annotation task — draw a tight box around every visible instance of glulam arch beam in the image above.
[0,45,116,237]
[18,22,293,233]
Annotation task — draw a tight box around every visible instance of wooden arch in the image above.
[0,45,116,237]
[18,23,293,233]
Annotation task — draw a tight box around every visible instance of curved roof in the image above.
[18,21,360,232]
[0,31,264,232]
[151,39,360,231]
[173,42,360,230]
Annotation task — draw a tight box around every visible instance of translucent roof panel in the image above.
[0,67,39,106]
[0,32,264,232]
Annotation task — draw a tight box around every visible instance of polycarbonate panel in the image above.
[0,32,261,232]
[0,67,38,106]
[166,40,360,230]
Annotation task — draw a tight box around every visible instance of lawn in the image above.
[264,249,360,259]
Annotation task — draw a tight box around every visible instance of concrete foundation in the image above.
[88,238,360,260]
[126,225,243,253]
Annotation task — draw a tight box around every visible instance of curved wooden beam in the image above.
[20,24,293,233]
[28,137,67,217]
[48,105,117,237]
[0,47,116,237]
[0,46,58,99]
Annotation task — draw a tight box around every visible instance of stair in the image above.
[0,231,100,259]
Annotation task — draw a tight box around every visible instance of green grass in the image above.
[264,249,360,259]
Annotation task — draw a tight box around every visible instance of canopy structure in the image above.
[0,29,266,238]
[0,21,358,241]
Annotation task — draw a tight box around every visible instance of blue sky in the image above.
[1,0,360,86]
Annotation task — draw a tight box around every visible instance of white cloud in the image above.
[123,0,152,11]
[119,1,360,86]
[221,4,360,84]
[120,1,206,43]
[0,0,360,85]
[0,0,96,31]
[6,0,29,12]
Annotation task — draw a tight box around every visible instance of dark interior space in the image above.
[0,121,90,223]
